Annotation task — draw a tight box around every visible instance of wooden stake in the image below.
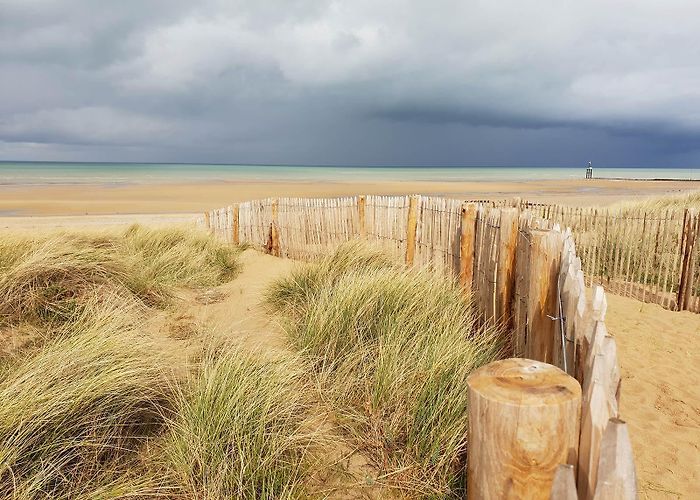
[467,358,581,499]
[358,195,367,238]
[267,199,280,257]
[550,464,578,500]
[497,207,519,328]
[677,208,697,310]
[593,419,637,500]
[459,203,477,291]
[204,211,211,231]
[231,204,240,245]
[405,195,419,265]
[527,230,563,364]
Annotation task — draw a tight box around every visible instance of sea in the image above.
[0,162,697,185]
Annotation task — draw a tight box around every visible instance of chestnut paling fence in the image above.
[202,195,638,498]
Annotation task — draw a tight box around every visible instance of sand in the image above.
[1,178,699,216]
[605,294,700,499]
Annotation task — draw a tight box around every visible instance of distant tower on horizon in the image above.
[586,161,593,179]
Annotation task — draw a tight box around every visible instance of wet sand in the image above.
[1,178,698,217]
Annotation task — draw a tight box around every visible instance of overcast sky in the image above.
[1,0,699,166]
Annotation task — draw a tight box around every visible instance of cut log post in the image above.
[405,195,419,265]
[467,358,581,500]
[593,419,637,500]
[526,230,563,364]
[358,195,367,238]
[459,203,477,292]
[231,204,240,245]
[497,207,519,329]
[550,464,578,500]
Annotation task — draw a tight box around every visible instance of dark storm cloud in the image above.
[1,0,699,166]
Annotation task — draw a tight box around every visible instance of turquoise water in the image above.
[0,162,697,185]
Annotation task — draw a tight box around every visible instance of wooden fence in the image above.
[524,203,700,312]
[202,195,637,498]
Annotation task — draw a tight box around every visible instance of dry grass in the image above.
[607,190,700,213]
[158,342,320,499]
[267,242,504,497]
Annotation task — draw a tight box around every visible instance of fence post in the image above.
[550,464,577,500]
[677,208,697,311]
[358,195,367,238]
[467,358,581,499]
[231,204,240,245]
[405,195,419,265]
[497,207,519,328]
[267,199,280,257]
[592,418,637,500]
[459,203,477,292]
[527,229,563,364]
[204,211,211,231]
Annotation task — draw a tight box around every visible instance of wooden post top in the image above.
[467,358,581,407]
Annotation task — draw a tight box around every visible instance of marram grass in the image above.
[158,343,320,499]
[0,304,174,499]
[0,224,243,327]
[267,242,504,497]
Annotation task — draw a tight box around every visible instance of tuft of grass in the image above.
[159,343,319,499]
[607,190,700,213]
[0,225,244,328]
[268,242,503,497]
[265,240,396,313]
[0,304,174,499]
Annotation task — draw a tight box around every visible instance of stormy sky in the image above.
[1,0,699,166]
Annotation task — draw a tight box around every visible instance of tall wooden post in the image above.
[204,211,211,231]
[677,208,697,311]
[497,207,519,328]
[459,203,477,292]
[232,204,240,245]
[405,195,419,265]
[358,195,367,238]
[268,199,280,257]
[467,358,581,499]
[526,230,564,364]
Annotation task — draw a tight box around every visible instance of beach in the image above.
[1,177,698,219]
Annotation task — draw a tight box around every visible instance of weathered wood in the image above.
[231,204,240,245]
[358,195,367,238]
[550,464,578,500]
[459,203,477,291]
[593,419,638,500]
[267,199,280,257]
[467,358,581,500]
[678,209,698,310]
[497,208,519,328]
[578,380,616,500]
[204,211,211,231]
[526,230,563,364]
[405,195,419,265]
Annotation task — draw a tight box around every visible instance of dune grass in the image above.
[159,343,319,499]
[607,189,700,213]
[0,304,173,499]
[267,242,504,497]
[0,224,243,328]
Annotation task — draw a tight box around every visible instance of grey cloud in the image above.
[1,0,699,166]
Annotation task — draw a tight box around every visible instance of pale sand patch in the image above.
[605,294,700,499]
[1,178,698,216]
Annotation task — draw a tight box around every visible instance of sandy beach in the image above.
[1,178,698,217]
